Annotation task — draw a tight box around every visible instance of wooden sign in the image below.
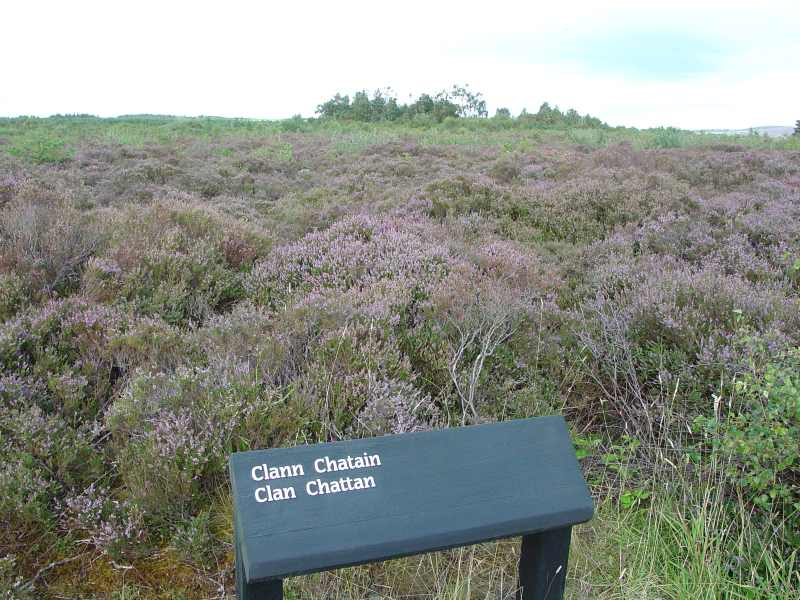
[229,415,593,599]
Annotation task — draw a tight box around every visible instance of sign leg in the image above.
[235,539,242,599]
[240,578,283,600]
[516,526,572,600]
[236,539,283,600]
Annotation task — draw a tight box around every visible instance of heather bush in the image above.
[258,188,354,240]
[423,265,546,423]
[58,483,145,560]
[247,213,451,322]
[0,297,196,432]
[424,176,505,220]
[0,299,128,419]
[90,154,181,205]
[653,150,786,191]
[293,320,427,438]
[0,173,24,206]
[106,361,286,528]
[356,374,440,435]
[510,174,694,243]
[0,456,59,542]
[0,186,102,298]
[0,554,31,600]
[569,188,798,434]
[110,239,243,326]
[488,155,522,184]
[194,302,338,389]
[109,314,196,375]
[0,391,105,557]
[111,404,223,523]
[0,274,26,321]
[85,201,268,326]
[572,255,798,434]
[386,238,564,423]
[101,197,269,267]
[1,401,103,486]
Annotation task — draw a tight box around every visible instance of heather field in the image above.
[1,115,799,599]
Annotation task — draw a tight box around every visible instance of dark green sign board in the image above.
[229,415,593,599]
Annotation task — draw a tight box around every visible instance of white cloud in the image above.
[1,0,798,128]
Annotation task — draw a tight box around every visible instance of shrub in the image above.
[424,177,505,220]
[423,262,543,424]
[0,554,31,599]
[0,455,59,542]
[170,510,219,566]
[288,319,437,438]
[572,252,799,435]
[194,302,329,387]
[106,361,287,529]
[85,201,267,326]
[58,483,145,560]
[511,174,692,243]
[0,188,102,298]
[108,315,193,374]
[113,240,244,326]
[0,298,192,424]
[488,155,521,184]
[0,390,106,555]
[356,374,440,435]
[8,133,71,164]
[695,344,800,532]
[0,299,128,419]
[113,406,223,521]
[247,214,452,322]
[0,173,24,206]
[650,127,684,149]
[0,273,26,321]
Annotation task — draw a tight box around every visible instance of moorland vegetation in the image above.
[0,102,799,598]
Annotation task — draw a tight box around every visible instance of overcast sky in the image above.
[2,0,798,129]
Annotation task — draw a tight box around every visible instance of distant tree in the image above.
[371,88,401,121]
[514,101,605,129]
[535,102,564,126]
[582,115,605,128]
[431,91,461,122]
[316,93,351,119]
[407,92,459,122]
[494,107,511,119]
[316,88,402,122]
[795,120,800,136]
[408,93,435,118]
[565,108,580,125]
[448,84,488,118]
[350,91,373,122]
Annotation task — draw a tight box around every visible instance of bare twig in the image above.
[449,310,517,425]
[19,553,86,593]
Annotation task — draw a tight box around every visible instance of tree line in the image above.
[315,86,607,128]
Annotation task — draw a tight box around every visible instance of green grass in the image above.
[2,115,798,160]
[572,481,798,599]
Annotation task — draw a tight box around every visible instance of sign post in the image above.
[229,416,593,600]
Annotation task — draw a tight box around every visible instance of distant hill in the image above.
[697,126,794,138]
